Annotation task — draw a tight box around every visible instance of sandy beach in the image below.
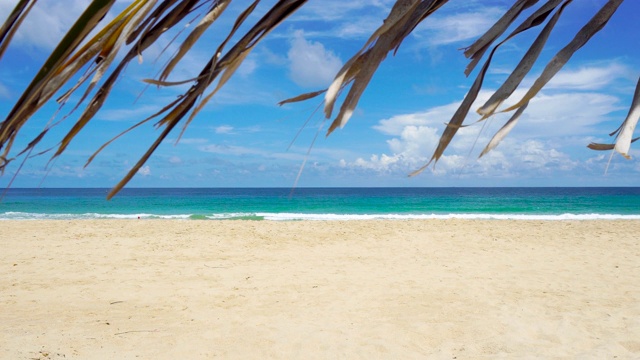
[1,219,639,359]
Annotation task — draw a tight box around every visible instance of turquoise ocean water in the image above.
[1,187,640,220]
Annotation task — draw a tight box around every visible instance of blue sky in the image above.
[0,0,639,188]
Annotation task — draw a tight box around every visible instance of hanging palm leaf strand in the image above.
[588,77,640,157]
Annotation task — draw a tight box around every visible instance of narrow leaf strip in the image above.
[613,77,640,158]
[160,0,231,81]
[278,89,327,106]
[588,137,640,151]
[479,101,529,157]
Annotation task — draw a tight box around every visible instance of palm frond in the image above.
[588,77,640,158]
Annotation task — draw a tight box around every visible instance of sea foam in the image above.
[2,211,640,221]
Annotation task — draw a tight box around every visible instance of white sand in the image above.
[1,219,640,359]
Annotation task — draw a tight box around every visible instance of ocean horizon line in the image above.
[5,186,640,189]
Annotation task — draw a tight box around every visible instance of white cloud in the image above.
[97,105,159,122]
[137,165,151,176]
[373,102,459,136]
[174,138,209,145]
[287,30,342,88]
[519,92,621,135]
[214,125,235,134]
[413,7,504,46]
[168,156,182,164]
[199,144,259,156]
[547,63,631,90]
[334,15,385,39]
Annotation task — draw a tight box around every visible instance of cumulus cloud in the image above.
[342,85,622,176]
[137,165,151,176]
[287,30,342,88]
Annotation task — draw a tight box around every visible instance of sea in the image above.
[1,187,640,221]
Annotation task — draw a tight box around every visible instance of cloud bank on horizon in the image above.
[0,0,638,188]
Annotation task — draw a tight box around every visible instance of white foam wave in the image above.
[0,212,193,220]
[257,213,640,221]
[2,211,640,221]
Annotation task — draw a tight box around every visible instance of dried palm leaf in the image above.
[417,0,623,173]
[588,77,640,158]
[479,102,528,157]
[159,0,231,82]
[612,78,640,158]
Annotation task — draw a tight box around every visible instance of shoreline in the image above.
[2,219,640,358]
[3,214,640,221]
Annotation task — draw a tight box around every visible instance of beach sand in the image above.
[1,219,639,359]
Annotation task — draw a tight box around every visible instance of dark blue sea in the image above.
[1,187,640,220]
